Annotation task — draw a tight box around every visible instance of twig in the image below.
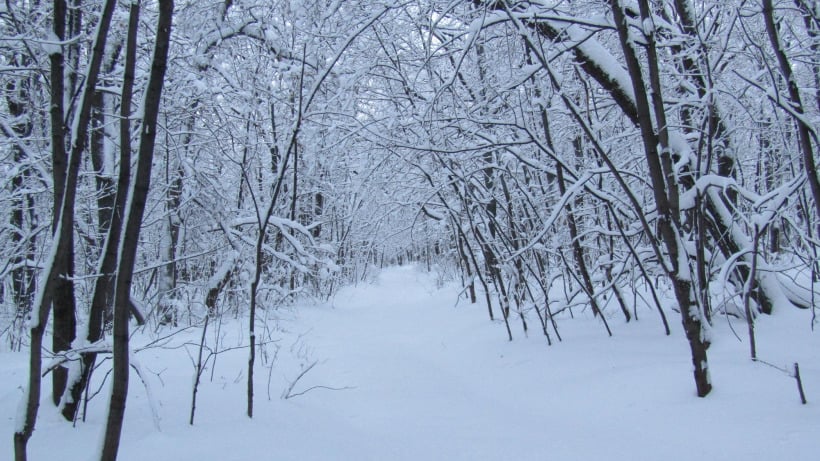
[284,385,356,400]
[281,360,318,399]
[794,363,807,405]
[754,358,809,404]
[190,315,209,426]
[266,345,281,401]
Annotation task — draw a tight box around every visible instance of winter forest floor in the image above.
[2,265,820,460]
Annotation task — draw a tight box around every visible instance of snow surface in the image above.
[3,265,819,460]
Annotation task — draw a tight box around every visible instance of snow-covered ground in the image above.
[2,265,819,460]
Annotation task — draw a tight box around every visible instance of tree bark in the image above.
[498,0,783,317]
[100,1,173,459]
[611,0,711,396]
[763,0,820,237]
[45,0,76,408]
[61,0,140,422]
[557,158,612,336]
[4,52,37,350]
[15,0,117,458]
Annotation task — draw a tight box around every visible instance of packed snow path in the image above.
[2,266,819,460]
[291,267,820,460]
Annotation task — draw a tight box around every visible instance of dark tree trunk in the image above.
[557,159,612,336]
[611,0,711,396]
[100,1,173,459]
[4,53,37,348]
[497,0,784,319]
[15,0,117,458]
[45,0,75,408]
[51,0,86,407]
[205,264,234,317]
[90,89,115,244]
[763,0,820,237]
[61,0,140,422]
[312,191,324,238]
[159,149,184,326]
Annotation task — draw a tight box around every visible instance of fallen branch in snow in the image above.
[45,345,162,429]
[283,384,356,400]
[131,356,162,431]
[135,325,199,351]
[42,341,113,377]
[42,325,211,375]
[280,360,355,400]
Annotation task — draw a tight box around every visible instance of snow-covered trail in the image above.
[291,265,820,460]
[298,267,526,459]
[3,265,819,460]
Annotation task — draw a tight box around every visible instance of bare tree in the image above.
[61,0,142,423]
[14,0,118,458]
[98,1,173,459]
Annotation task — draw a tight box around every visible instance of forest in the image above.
[1,0,819,460]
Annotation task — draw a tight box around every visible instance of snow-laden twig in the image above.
[42,341,113,376]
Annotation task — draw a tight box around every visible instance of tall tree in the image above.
[100,1,174,459]
[14,0,117,458]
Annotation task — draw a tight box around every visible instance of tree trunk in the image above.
[763,0,820,238]
[45,0,74,408]
[15,0,117,458]
[611,0,711,396]
[100,1,173,459]
[90,86,115,247]
[61,0,140,422]
[158,147,184,326]
[4,52,37,350]
[557,159,612,336]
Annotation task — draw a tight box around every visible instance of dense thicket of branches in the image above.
[1,0,817,458]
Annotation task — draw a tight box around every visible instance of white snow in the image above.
[2,266,819,460]
[41,31,62,56]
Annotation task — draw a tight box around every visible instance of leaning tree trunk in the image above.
[14,0,117,459]
[61,0,140,422]
[611,0,711,396]
[763,0,820,238]
[100,1,173,459]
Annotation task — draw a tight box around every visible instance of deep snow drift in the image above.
[2,265,819,460]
